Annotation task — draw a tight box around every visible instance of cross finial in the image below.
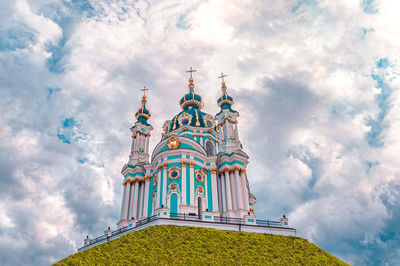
[218,73,227,83]
[141,86,149,96]
[186,67,197,78]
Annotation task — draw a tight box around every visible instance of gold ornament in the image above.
[167,135,181,149]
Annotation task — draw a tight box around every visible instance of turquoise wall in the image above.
[206,170,213,212]
[170,193,178,216]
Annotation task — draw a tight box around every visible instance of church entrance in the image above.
[170,194,178,217]
[197,197,202,218]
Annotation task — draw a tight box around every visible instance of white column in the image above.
[224,170,232,211]
[162,165,168,206]
[229,171,237,211]
[138,181,145,219]
[218,125,223,143]
[128,182,135,219]
[156,169,161,209]
[220,173,226,212]
[131,136,136,153]
[234,169,243,210]
[121,183,129,220]
[128,182,135,220]
[132,181,139,219]
[145,136,150,154]
[211,170,219,212]
[241,172,249,211]
[235,124,239,141]
[143,177,150,218]
[181,162,187,205]
[189,163,195,206]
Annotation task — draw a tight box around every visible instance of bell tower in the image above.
[129,87,153,165]
[216,73,241,154]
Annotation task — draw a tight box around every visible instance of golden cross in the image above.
[141,86,149,96]
[218,73,227,82]
[186,67,197,78]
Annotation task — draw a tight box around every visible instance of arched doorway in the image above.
[170,193,178,217]
[197,197,202,218]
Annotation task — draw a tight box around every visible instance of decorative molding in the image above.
[168,165,181,180]
[189,162,196,168]
[209,168,217,174]
[167,135,181,149]
[195,168,205,184]
[181,161,188,167]
[144,176,151,181]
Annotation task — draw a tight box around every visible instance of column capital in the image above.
[223,169,230,174]
[162,163,168,170]
[131,135,136,139]
[180,161,188,167]
[240,169,246,175]
[133,178,140,184]
[157,165,162,172]
[209,168,217,174]
[233,167,241,173]
[144,175,151,181]
[189,162,196,168]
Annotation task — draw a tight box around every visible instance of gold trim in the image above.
[195,168,205,184]
[168,165,181,180]
[178,112,193,127]
[189,162,195,168]
[167,135,181,149]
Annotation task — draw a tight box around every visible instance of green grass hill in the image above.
[56,225,348,265]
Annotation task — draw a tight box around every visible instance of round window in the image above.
[206,120,213,127]
[171,171,178,178]
[181,118,189,125]
[197,174,203,181]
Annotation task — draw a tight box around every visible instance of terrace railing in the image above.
[83,213,288,249]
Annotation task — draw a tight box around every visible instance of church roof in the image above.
[167,72,217,132]
[134,91,151,126]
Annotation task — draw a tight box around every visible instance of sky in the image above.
[0,0,399,265]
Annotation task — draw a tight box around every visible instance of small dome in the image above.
[179,77,203,110]
[217,81,234,109]
[135,95,151,124]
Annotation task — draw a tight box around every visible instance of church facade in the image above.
[117,71,258,229]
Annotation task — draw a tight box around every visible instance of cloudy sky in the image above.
[0,0,399,264]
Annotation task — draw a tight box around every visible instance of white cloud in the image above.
[1,0,400,265]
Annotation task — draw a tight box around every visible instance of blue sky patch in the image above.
[366,58,395,147]
[57,117,86,144]
[361,0,379,14]
[176,12,191,30]
[0,27,36,51]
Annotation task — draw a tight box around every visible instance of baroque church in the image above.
[81,69,295,251]
[117,69,256,228]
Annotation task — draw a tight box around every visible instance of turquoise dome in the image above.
[168,108,216,132]
[217,81,234,109]
[179,77,203,110]
[135,95,151,125]
[165,77,216,132]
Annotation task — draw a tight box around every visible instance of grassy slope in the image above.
[57,225,348,265]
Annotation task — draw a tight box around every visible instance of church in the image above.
[80,69,295,251]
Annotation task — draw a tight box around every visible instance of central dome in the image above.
[168,108,216,132]
[163,75,217,133]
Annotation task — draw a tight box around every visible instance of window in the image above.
[205,141,214,156]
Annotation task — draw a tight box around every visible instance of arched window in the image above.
[205,141,214,156]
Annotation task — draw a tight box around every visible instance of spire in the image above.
[135,86,151,124]
[179,67,203,110]
[217,73,234,109]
